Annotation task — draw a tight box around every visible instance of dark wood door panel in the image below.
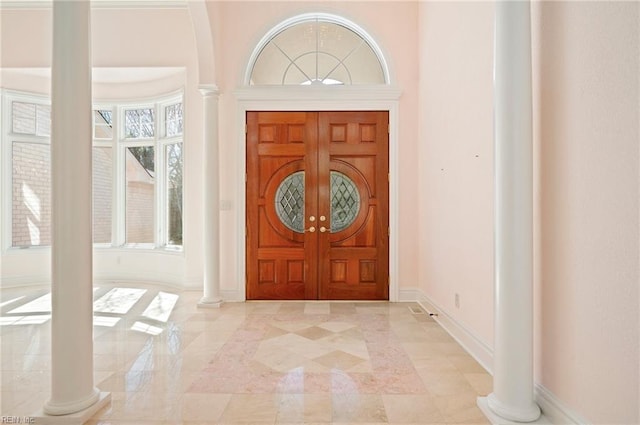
[247,111,388,300]
[246,111,318,300]
[318,111,389,300]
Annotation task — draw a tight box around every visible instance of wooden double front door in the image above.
[246,111,389,300]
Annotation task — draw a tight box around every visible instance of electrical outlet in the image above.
[455,293,460,308]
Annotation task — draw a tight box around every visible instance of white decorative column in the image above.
[478,0,541,423]
[198,85,223,308]
[39,0,110,422]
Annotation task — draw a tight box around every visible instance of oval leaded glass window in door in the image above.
[275,171,305,233]
[330,171,360,232]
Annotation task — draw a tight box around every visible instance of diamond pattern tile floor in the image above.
[0,284,491,424]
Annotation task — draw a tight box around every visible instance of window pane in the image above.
[12,102,51,136]
[165,103,183,137]
[12,142,51,247]
[330,171,360,232]
[166,143,183,246]
[125,108,154,138]
[251,20,386,85]
[36,105,51,136]
[275,171,305,233]
[94,110,113,139]
[126,146,155,243]
[93,147,112,243]
[13,102,36,134]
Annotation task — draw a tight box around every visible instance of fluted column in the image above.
[478,1,541,423]
[41,0,110,421]
[198,85,223,308]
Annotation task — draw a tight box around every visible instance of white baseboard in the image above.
[535,384,590,425]
[181,278,203,290]
[414,289,494,374]
[220,289,244,302]
[94,271,185,288]
[403,287,585,425]
[1,275,245,304]
[398,288,421,302]
[0,276,50,289]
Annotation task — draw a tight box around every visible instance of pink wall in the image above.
[533,2,639,423]
[417,1,495,346]
[1,9,51,67]
[419,1,639,423]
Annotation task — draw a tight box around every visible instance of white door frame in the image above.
[235,85,402,301]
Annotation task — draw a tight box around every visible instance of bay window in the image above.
[3,90,184,251]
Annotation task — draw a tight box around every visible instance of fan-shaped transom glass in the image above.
[250,18,385,86]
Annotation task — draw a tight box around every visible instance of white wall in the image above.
[417,1,495,348]
[0,6,204,289]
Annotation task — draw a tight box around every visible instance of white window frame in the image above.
[118,101,157,249]
[1,89,184,253]
[157,99,184,250]
[92,104,116,249]
[1,90,52,252]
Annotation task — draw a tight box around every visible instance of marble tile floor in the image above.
[0,284,492,424]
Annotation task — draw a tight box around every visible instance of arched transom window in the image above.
[248,14,388,86]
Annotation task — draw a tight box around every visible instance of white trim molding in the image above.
[534,384,590,425]
[235,85,401,303]
[415,289,494,373]
[398,288,421,302]
[235,85,402,103]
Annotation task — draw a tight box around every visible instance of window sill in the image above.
[4,245,184,255]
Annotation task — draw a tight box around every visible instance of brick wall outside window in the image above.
[11,144,117,246]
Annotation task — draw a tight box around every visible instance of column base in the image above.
[478,395,546,424]
[34,391,111,424]
[198,296,223,308]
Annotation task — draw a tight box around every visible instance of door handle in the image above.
[305,226,316,233]
[319,226,328,233]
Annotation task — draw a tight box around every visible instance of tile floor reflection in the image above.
[0,284,492,424]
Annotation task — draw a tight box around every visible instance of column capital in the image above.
[199,84,220,97]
